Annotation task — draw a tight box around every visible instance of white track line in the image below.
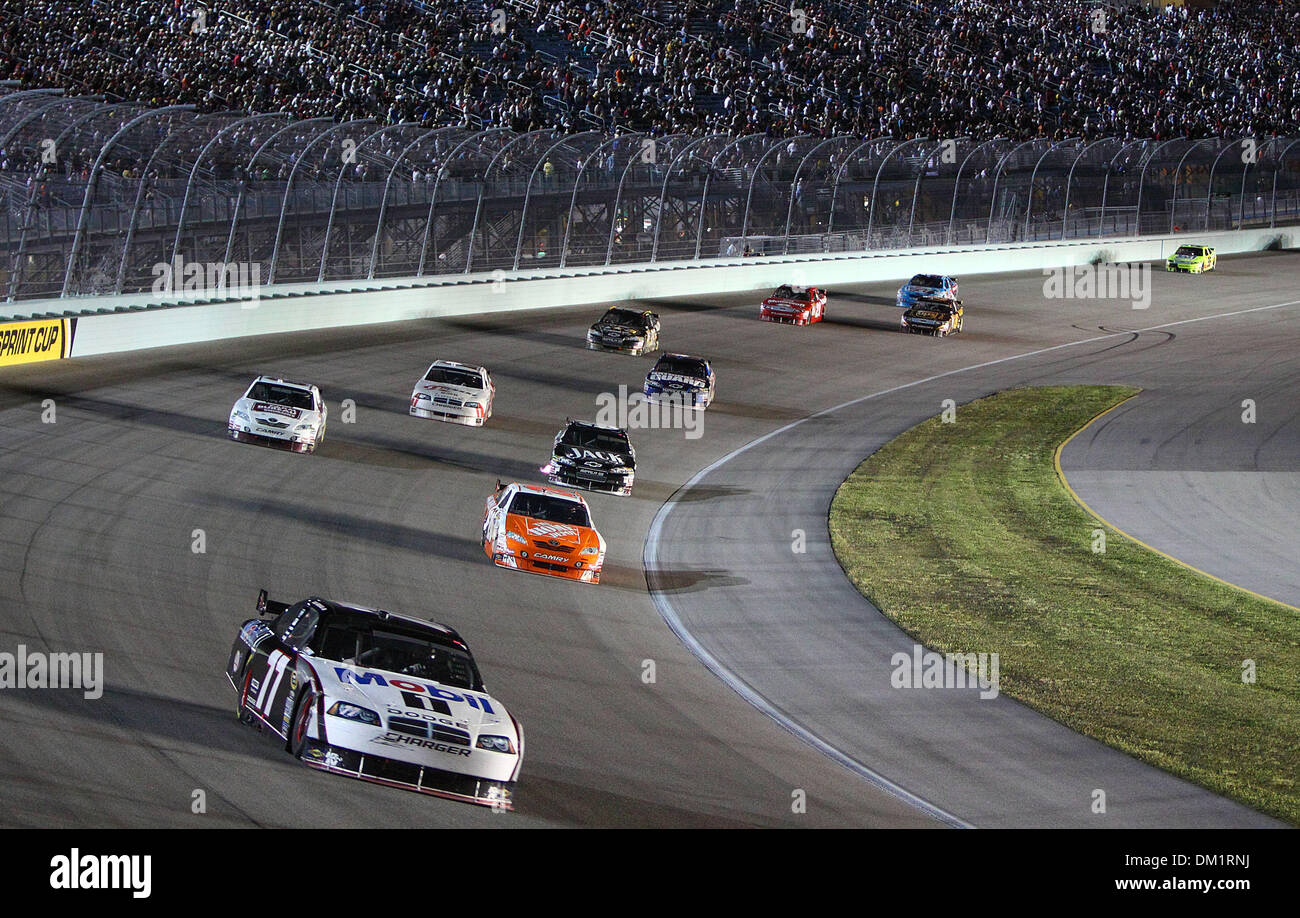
[642,297,1300,830]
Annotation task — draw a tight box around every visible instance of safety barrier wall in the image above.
[3,225,1292,364]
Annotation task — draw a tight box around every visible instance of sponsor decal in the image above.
[532,553,569,563]
[333,667,496,714]
[251,402,302,419]
[49,849,151,899]
[650,373,705,387]
[562,447,624,464]
[525,520,580,540]
[0,318,72,367]
[239,620,271,649]
[372,732,472,757]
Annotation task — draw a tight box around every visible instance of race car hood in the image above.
[900,284,942,298]
[504,512,603,553]
[554,444,635,470]
[412,380,484,400]
[232,397,321,428]
[647,370,708,390]
[592,322,644,337]
[905,308,947,321]
[763,295,812,308]
[315,660,512,733]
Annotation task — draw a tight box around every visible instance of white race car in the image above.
[228,592,523,809]
[409,360,495,427]
[228,376,327,453]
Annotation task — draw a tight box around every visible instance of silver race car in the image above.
[409,360,495,427]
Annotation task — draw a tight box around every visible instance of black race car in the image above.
[585,307,661,356]
[540,419,637,496]
[901,297,964,336]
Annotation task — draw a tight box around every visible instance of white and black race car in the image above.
[228,376,327,453]
[643,353,715,410]
[409,360,495,427]
[227,591,523,809]
[540,419,636,496]
[585,307,661,356]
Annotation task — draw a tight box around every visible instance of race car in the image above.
[897,273,959,309]
[643,353,715,410]
[541,419,636,496]
[482,480,606,583]
[760,285,826,325]
[1166,244,1217,273]
[585,307,661,355]
[227,591,522,810]
[228,376,327,453]
[409,360,495,426]
[901,297,965,336]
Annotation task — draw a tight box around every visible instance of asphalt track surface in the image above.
[1,251,1295,827]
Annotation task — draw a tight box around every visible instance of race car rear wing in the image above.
[256,589,290,618]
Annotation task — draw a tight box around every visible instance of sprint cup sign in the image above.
[0,318,73,367]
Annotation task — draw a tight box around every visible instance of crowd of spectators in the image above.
[0,0,1296,142]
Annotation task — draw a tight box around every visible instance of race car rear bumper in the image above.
[228,427,316,453]
[409,405,485,426]
[299,740,515,810]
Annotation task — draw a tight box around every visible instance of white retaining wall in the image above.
[15,226,1296,359]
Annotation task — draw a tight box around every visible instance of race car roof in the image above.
[252,375,316,391]
[305,596,460,640]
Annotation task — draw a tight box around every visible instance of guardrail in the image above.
[1,224,1290,367]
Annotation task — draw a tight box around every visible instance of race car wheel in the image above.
[289,689,316,757]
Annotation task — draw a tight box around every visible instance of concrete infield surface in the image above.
[0,251,1296,827]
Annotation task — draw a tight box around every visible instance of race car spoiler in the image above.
[256,589,290,618]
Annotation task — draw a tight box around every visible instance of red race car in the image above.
[760,285,826,325]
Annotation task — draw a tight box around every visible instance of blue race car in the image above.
[643,353,715,410]
[897,273,959,309]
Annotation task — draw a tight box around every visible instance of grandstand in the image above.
[1,1,1298,301]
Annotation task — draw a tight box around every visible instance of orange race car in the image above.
[481,481,607,584]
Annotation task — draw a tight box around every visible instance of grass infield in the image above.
[828,385,1299,824]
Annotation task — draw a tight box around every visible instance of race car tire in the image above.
[289,688,316,757]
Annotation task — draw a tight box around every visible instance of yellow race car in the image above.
[1166,244,1216,274]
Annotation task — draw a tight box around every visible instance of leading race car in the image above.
[643,353,715,410]
[228,376,327,453]
[1166,244,1217,274]
[541,419,636,496]
[901,297,965,336]
[409,360,495,427]
[585,307,661,356]
[227,591,522,809]
[482,481,606,583]
[897,273,959,309]
[760,285,826,325]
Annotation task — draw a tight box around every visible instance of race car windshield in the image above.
[1175,246,1201,256]
[424,366,483,389]
[772,285,807,299]
[656,357,707,378]
[509,492,591,527]
[314,623,483,691]
[598,309,646,329]
[560,425,630,454]
[909,274,943,287]
[246,382,314,410]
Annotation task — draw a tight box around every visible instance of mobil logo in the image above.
[333,667,495,714]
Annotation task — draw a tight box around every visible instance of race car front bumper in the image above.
[228,427,317,453]
[644,387,709,410]
[409,403,486,426]
[1165,262,1204,273]
[299,739,515,810]
[760,308,815,325]
[489,545,601,583]
[586,339,647,356]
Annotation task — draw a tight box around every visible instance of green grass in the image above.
[829,385,1300,824]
